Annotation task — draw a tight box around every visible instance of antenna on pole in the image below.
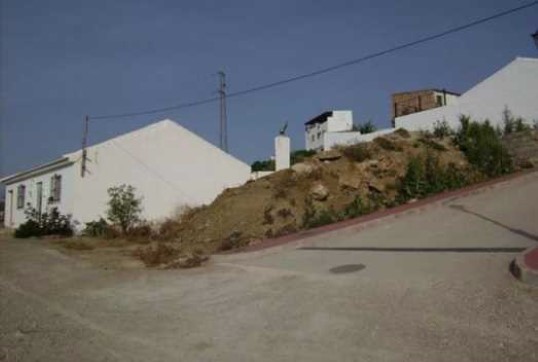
[218,71,228,152]
[81,115,89,177]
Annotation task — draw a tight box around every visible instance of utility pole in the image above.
[81,115,89,177]
[218,71,228,152]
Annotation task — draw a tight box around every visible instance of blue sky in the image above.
[1,0,537,181]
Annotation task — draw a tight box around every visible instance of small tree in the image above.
[106,184,142,234]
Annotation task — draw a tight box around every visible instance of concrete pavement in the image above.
[1,172,538,361]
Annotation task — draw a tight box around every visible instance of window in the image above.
[311,135,315,142]
[50,174,62,202]
[436,95,443,106]
[16,185,26,209]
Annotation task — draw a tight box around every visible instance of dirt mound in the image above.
[156,131,470,255]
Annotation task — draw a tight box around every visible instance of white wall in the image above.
[68,119,251,224]
[395,58,538,132]
[275,135,290,171]
[305,122,328,150]
[327,111,353,132]
[4,165,75,228]
[323,129,395,150]
[305,110,354,150]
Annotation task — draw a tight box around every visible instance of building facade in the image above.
[391,89,460,125]
[394,57,538,132]
[2,119,251,228]
[305,111,354,150]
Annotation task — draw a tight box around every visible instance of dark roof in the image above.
[304,111,333,126]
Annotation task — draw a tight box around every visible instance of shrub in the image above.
[398,157,427,200]
[83,218,109,237]
[251,159,275,172]
[418,137,447,151]
[394,128,411,138]
[134,243,179,267]
[126,223,153,243]
[290,149,316,165]
[106,184,142,235]
[455,116,512,177]
[342,143,371,162]
[342,196,371,219]
[14,219,42,238]
[302,198,335,229]
[397,153,469,202]
[356,121,376,134]
[14,207,74,238]
[433,120,452,138]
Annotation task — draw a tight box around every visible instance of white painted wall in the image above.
[68,119,251,224]
[395,58,538,132]
[305,110,354,150]
[275,135,290,171]
[305,122,328,150]
[323,129,395,150]
[3,165,75,228]
[3,119,251,228]
[327,111,353,132]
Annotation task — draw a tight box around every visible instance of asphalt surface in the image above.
[1,172,538,361]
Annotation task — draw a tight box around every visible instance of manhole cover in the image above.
[329,264,366,274]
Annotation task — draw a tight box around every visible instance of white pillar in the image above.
[275,135,290,171]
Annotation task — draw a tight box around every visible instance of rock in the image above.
[368,180,385,193]
[316,150,342,161]
[291,162,315,174]
[165,253,209,269]
[339,175,361,190]
[310,183,329,201]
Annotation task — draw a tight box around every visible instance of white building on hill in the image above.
[395,57,538,131]
[1,119,251,228]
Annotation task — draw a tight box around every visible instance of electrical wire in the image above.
[90,1,538,120]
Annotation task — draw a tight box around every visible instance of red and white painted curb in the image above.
[511,246,538,286]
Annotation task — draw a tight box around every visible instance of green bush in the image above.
[83,218,109,237]
[433,120,452,138]
[355,121,376,134]
[106,184,143,235]
[397,153,469,202]
[14,219,42,238]
[455,116,512,177]
[251,159,275,172]
[14,207,74,238]
[290,149,316,165]
[302,198,336,229]
[342,196,372,219]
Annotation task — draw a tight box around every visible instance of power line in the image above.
[89,1,538,121]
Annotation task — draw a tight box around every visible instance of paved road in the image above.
[1,172,538,361]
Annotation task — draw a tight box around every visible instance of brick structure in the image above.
[391,89,459,126]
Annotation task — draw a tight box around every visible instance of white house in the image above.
[305,110,356,150]
[395,57,538,131]
[1,119,251,228]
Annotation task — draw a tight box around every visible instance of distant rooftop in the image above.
[304,111,333,126]
[392,88,461,97]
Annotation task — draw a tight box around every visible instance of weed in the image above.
[341,143,371,162]
[433,120,453,138]
[134,243,179,267]
[394,128,411,138]
[374,137,402,152]
[455,116,512,177]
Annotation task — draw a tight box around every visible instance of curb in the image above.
[510,246,538,287]
[219,169,537,257]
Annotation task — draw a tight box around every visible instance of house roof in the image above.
[1,119,249,185]
[304,111,333,126]
[0,157,74,185]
